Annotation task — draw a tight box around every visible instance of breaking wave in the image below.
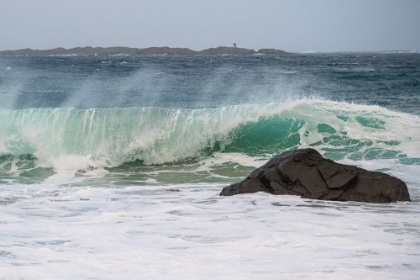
[1,99,419,174]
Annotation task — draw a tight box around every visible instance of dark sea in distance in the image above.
[0,53,419,279]
[2,53,420,113]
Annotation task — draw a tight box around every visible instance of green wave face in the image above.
[0,103,301,167]
[0,100,419,183]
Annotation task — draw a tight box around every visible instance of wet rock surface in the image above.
[220,148,411,203]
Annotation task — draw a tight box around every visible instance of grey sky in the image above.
[1,0,419,52]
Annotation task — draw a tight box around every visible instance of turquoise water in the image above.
[0,100,419,186]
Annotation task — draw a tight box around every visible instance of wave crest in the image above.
[0,100,419,173]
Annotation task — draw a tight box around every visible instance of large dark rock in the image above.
[220,148,411,203]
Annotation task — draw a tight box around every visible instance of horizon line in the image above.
[0,45,419,54]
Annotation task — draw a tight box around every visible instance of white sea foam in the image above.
[42,154,98,172]
[0,181,418,279]
[196,152,268,172]
[296,100,420,159]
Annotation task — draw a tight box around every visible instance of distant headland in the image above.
[0,46,289,56]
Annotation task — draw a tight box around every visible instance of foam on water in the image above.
[0,183,419,279]
[1,53,420,278]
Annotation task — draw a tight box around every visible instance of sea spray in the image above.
[0,100,419,177]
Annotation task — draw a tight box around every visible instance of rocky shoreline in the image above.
[0,46,288,56]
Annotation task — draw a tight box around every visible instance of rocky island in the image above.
[220,148,411,203]
[0,46,288,56]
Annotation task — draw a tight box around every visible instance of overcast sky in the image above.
[1,0,419,52]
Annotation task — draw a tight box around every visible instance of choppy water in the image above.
[0,53,419,279]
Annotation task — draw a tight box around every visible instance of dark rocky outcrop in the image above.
[257,48,287,55]
[136,47,197,55]
[220,148,411,203]
[200,46,256,55]
[0,46,197,56]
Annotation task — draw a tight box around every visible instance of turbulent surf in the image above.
[0,53,419,279]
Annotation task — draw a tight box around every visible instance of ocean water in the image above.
[0,53,419,279]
